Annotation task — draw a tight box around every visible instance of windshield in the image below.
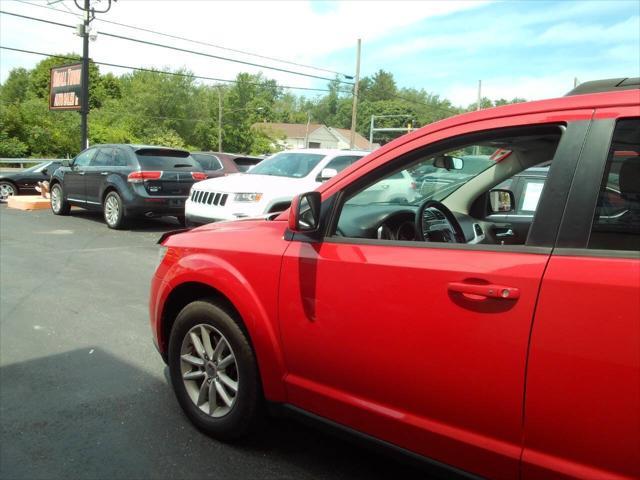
[248,152,325,178]
[23,161,50,173]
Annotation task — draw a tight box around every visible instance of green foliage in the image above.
[0,129,28,157]
[0,55,527,157]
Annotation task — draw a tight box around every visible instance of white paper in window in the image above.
[522,182,544,211]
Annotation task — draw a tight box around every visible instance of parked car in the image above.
[185,149,368,225]
[151,78,639,479]
[191,152,264,178]
[50,144,205,229]
[0,160,62,201]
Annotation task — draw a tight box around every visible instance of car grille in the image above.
[190,190,229,206]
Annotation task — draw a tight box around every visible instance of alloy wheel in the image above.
[0,183,16,201]
[104,195,120,226]
[50,185,61,212]
[180,324,239,418]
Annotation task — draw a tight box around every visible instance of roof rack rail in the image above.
[565,77,639,96]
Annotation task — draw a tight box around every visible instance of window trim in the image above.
[557,116,640,255]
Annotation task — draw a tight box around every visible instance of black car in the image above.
[49,144,206,229]
[0,160,63,201]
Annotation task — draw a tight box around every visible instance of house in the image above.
[253,122,377,151]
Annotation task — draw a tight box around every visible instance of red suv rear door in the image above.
[279,111,593,479]
[522,110,640,480]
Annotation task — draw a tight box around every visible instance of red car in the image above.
[150,78,639,480]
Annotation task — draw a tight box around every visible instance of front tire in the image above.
[50,183,70,215]
[0,181,17,202]
[168,300,261,440]
[103,191,126,229]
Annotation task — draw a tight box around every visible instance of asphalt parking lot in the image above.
[0,205,427,480]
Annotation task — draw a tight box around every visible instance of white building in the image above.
[253,122,377,151]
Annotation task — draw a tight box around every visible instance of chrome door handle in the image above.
[77,171,86,175]
[495,229,514,238]
[101,172,109,175]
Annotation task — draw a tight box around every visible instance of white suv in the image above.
[185,149,368,224]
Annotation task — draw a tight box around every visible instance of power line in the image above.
[13,0,353,79]
[0,9,354,85]
[0,45,350,93]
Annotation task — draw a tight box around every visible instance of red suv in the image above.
[150,79,639,480]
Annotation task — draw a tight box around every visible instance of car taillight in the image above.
[128,171,163,183]
[191,172,207,180]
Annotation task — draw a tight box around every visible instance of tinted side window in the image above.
[324,155,362,173]
[192,153,222,171]
[113,149,129,167]
[74,148,96,167]
[588,118,640,251]
[92,148,113,167]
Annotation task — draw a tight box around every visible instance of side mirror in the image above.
[489,189,515,213]
[288,191,321,233]
[41,168,48,176]
[62,159,70,168]
[433,155,463,170]
[319,168,338,182]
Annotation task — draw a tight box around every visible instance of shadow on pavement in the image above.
[69,209,183,233]
[0,349,428,480]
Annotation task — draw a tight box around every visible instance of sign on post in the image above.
[49,64,82,111]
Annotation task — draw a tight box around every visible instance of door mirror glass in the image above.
[319,168,338,182]
[489,189,515,213]
[288,191,321,233]
[62,159,70,168]
[433,155,464,170]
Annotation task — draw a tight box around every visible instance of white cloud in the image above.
[0,0,488,85]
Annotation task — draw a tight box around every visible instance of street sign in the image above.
[49,63,82,111]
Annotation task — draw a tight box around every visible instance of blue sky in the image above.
[1,0,638,106]
[320,0,640,104]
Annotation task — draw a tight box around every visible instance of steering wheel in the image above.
[416,200,465,243]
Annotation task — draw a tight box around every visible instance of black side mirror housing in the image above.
[288,191,321,233]
[489,189,516,213]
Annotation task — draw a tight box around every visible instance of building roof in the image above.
[328,127,371,150]
[253,122,324,138]
[253,122,373,150]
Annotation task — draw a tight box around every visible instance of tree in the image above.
[0,68,30,105]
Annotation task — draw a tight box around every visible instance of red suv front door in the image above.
[278,116,592,479]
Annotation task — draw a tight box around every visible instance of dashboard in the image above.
[335,203,486,244]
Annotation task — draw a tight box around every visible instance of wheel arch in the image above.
[157,270,287,402]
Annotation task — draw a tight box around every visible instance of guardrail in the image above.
[0,158,66,169]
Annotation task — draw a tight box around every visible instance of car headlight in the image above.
[234,193,263,202]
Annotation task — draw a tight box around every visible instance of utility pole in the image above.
[74,0,113,152]
[369,115,375,149]
[304,112,311,148]
[218,86,223,152]
[80,0,90,151]
[349,38,361,150]
[474,80,482,155]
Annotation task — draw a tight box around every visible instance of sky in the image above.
[0,0,638,107]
